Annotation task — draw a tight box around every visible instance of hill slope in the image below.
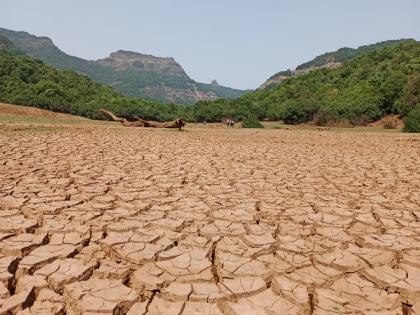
[260,39,413,89]
[0,102,88,121]
[0,34,22,55]
[0,27,246,104]
[297,39,412,70]
[194,41,420,125]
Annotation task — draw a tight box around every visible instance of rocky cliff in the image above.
[96,50,186,75]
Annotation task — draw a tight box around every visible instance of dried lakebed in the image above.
[0,125,419,314]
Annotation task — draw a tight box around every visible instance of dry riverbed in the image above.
[0,107,420,314]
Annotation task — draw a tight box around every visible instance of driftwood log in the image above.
[100,109,185,131]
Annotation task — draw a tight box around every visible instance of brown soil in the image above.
[0,103,87,120]
[369,114,405,129]
[0,106,420,314]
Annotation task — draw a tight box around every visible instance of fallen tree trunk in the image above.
[99,109,125,122]
[100,109,185,131]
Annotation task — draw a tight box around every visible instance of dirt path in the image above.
[0,124,419,314]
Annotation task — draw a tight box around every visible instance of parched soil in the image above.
[0,103,88,120]
[368,114,405,129]
[0,119,420,314]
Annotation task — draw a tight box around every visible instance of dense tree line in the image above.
[194,41,420,129]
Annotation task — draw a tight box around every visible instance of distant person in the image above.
[231,120,235,128]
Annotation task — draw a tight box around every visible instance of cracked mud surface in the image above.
[0,124,419,314]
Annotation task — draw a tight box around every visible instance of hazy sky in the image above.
[2,0,419,89]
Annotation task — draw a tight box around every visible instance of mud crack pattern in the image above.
[0,126,419,314]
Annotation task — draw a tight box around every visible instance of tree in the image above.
[403,107,420,132]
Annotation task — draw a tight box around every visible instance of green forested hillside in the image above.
[193,41,420,127]
[0,50,192,121]
[296,39,413,70]
[0,35,22,55]
[261,39,413,90]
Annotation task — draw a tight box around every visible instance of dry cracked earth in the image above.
[0,124,420,315]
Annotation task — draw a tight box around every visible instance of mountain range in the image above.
[0,27,247,104]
